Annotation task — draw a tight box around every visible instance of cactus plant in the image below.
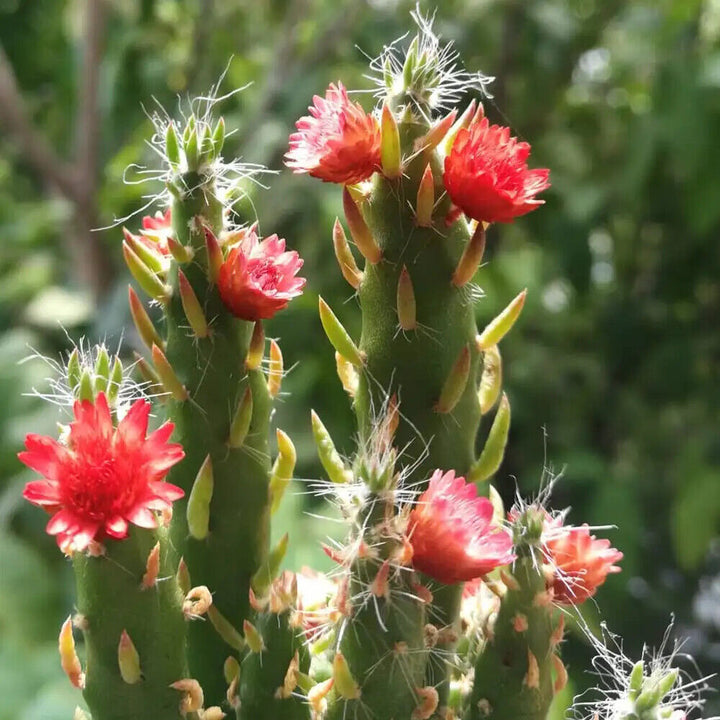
[13,12,714,720]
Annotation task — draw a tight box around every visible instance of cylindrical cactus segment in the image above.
[74,527,190,720]
[326,492,429,720]
[19,352,191,720]
[353,131,482,482]
[469,509,561,720]
[238,573,311,720]
[142,113,275,704]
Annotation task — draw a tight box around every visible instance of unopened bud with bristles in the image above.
[152,344,188,401]
[477,289,527,350]
[67,348,81,391]
[452,223,486,287]
[128,286,164,351]
[176,556,191,595]
[311,410,352,483]
[468,392,511,483]
[552,654,568,693]
[187,454,213,540]
[251,532,289,595]
[319,297,365,367]
[478,344,502,414]
[333,219,363,289]
[370,559,391,598]
[415,109,457,153]
[333,652,361,700]
[170,678,204,714]
[442,100,477,155]
[243,619,265,653]
[204,227,223,283]
[59,616,84,689]
[381,104,401,178]
[107,356,123,405]
[397,265,417,331]
[267,339,283,397]
[335,351,359,397]
[435,344,471,414]
[415,165,435,227]
[133,352,161,390]
[342,187,381,264]
[118,629,142,684]
[309,678,334,715]
[141,541,161,589]
[167,235,194,264]
[165,122,181,165]
[224,655,240,685]
[184,126,200,170]
[246,321,265,371]
[93,346,110,393]
[207,605,244,651]
[228,386,253,448]
[524,650,540,689]
[212,117,225,154]
[123,242,171,302]
[178,270,210,338]
[78,369,94,402]
[275,651,301,699]
[270,429,296,514]
[123,227,164,273]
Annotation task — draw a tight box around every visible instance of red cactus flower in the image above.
[408,470,515,584]
[18,393,184,553]
[543,523,623,605]
[286,82,381,185]
[218,228,305,321]
[443,117,550,224]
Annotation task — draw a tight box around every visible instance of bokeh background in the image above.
[1,0,719,717]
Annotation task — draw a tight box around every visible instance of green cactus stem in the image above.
[469,510,561,720]
[238,589,311,719]
[323,473,429,720]
[74,527,191,720]
[143,119,274,704]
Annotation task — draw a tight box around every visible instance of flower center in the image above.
[62,453,139,522]
[251,260,280,291]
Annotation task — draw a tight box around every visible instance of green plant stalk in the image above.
[355,126,481,479]
[73,526,191,720]
[238,609,311,720]
[164,172,272,703]
[351,120,483,713]
[326,494,428,720]
[469,547,557,720]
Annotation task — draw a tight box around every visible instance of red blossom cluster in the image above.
[218,227,306,321]
[408,470,515,584]
[286,82,550,225]
[19,393,184,553]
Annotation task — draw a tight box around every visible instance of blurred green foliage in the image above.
[1,1,719,718]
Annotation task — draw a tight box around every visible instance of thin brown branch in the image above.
[0,46,80,202]
[73,0,114,300]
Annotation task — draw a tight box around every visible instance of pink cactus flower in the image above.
[19,393,184,554]
[286,82,381,185]
[408,470,515,584]
[544,522,623,605]
[218,228,306,321]
[443,116,550,224]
